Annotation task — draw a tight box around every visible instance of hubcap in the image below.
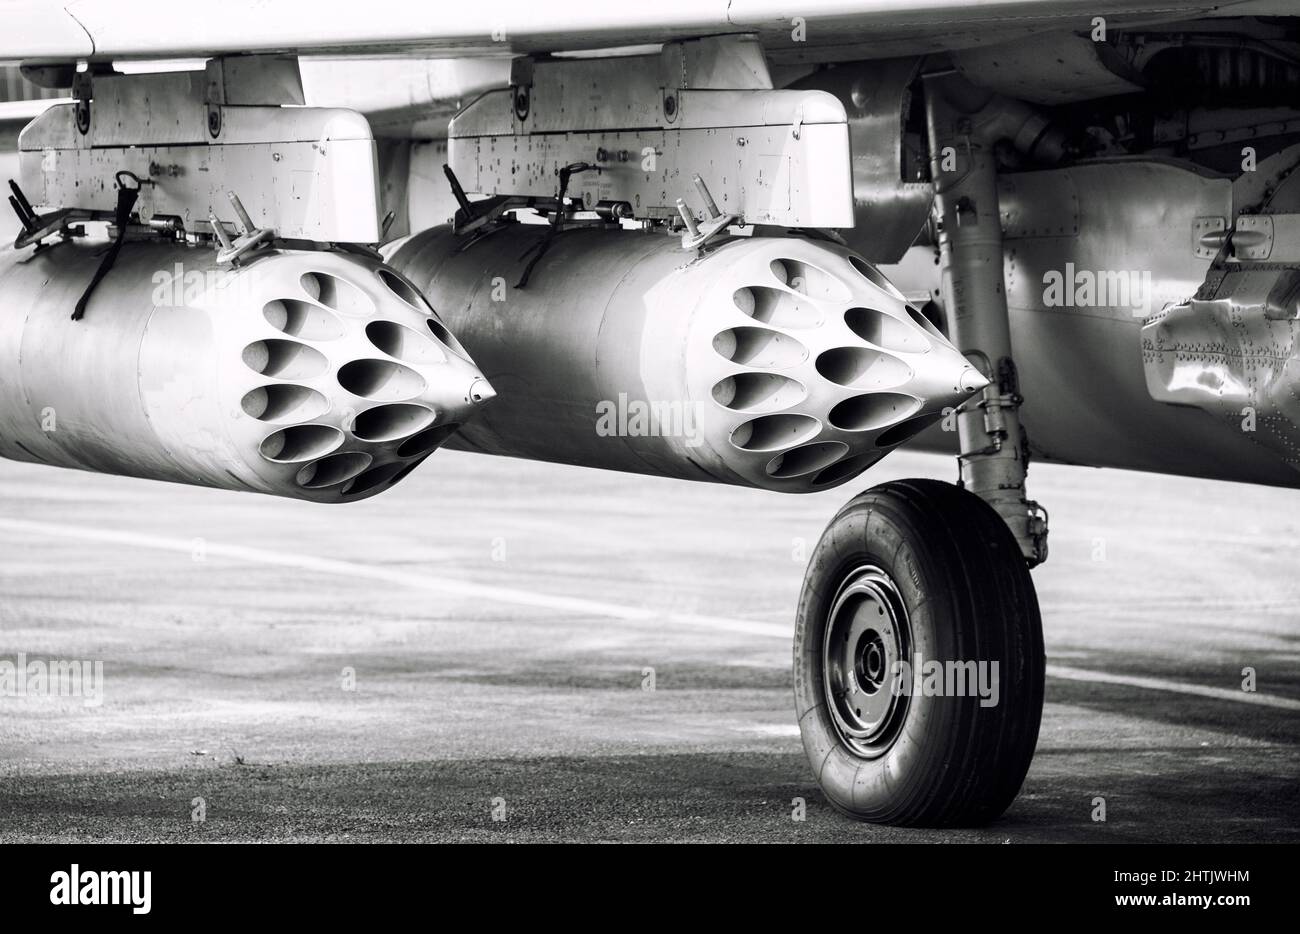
[822,565,912,758]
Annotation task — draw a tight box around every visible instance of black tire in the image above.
[793,478,1044,826]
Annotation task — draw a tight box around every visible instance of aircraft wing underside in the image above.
[1,0,1291,65]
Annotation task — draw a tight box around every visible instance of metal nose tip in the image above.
[468,377,496,405]
[959,366,990,394]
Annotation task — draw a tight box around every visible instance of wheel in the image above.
[793,478,1045,826]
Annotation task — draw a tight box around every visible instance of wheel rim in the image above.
[821,564,912,758]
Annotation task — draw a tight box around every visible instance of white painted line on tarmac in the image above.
[1044,664,1300,711]
[0,517,788,637]
[734,724,802,737]
[1,516,1294,709]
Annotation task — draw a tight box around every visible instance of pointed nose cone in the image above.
[468,377,496,406]
[904,341,990,412]
[959,364,990,394]
[419,353,494,426]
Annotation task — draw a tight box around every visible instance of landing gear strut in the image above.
[792,75,1058,824]
[794,480,1044,826]
[923,71,1052,566]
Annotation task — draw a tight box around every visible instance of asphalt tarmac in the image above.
[0,449,1296,842]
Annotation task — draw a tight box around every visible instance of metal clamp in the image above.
[678,174,737,250]
[211,191,274,265]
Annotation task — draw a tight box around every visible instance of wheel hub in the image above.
[822,565,912,757]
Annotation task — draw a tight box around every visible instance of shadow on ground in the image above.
[3,746,1295,843]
